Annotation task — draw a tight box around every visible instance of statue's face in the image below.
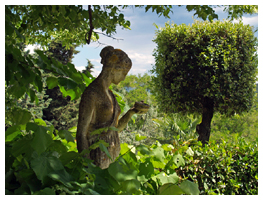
[100,46,132,85]
[111,68,130,85]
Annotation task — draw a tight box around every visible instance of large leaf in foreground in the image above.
[158,183,184,195]
[108,157,138,182]
[31,153,73,187]
[179,180,200,195]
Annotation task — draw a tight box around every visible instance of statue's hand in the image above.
[131,101,150,114]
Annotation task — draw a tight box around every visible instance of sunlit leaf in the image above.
[135,134,147,141]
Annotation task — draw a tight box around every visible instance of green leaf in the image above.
[138,158,154,181]
[90,127,108,136]
[31,130,54,155]
[31,154,73,187]
[68,9,77,20]
[8,82,26,99]
[81,73,92,86]
[34,187,56,195]
[5,20,15,36]
[48,169,74,188]
[108,157,138,182]
[152,146,165,162]
[119,179,141,194]
[36,50,50,65]
[135,134,147,141]
[150,146,166,168]
[27,122,54,155]
[34,118,47,126]
[99,143,113,161]
[29,89,36,103]
[59,86,77,100]
[46,77,58,89]
[186,147,194,156]
[48,140,68,155]
[89,139,109,151]
[136,144,152,155]
[179,180,200,195]
[120,143,131,155]
[11,136,34,157]
[58,130,75,143]
[84,188,101,195]
[156,172,179,185]
[58,77,78,90]
[109,126,119,131]
[59,151,79,165]
[5,125,21,142]
[35,75,43,92]
[162,144,174,151]
[68,126,77,133]
[11,108,32,126]
[172,154,185,168]
[158,183,184,195]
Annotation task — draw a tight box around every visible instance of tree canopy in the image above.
[5,5,258,103]
[152,20,257,143]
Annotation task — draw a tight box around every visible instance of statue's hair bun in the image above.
[100,46,114,60]
[100,46,132,69]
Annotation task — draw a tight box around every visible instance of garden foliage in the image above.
[5,120,200,195]
[176,135,258,194]
[5,5,258,195]
[5,120,257,194]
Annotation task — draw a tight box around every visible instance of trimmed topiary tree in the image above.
[152,20,257,144]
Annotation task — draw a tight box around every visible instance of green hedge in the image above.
[175,135,258,194]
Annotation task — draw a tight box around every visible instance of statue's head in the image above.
[100,46,132,84]
[100,46,132,70]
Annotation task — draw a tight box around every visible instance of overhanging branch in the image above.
[86,5,94,45]
[85,5,124,46]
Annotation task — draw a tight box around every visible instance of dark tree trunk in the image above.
[196,97,214,145]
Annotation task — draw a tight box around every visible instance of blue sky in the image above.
[72,5,258,77]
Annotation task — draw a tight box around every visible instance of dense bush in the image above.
[174,136,258,194]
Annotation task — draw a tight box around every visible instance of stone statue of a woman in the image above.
[76,46,149,169]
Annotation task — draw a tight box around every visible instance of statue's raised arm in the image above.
[76,46,150,169]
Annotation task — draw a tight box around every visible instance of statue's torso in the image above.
[79,85,121,169]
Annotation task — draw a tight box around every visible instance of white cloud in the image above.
[129,67,147,75]
[125,50,155,75]
[25,44,42,54]
[75,65,101,77]
[75,66,86,72]
[233,16,258,26]
[213,6,225,14]
[128,51,155,65]
[241,16,258,26]
[91,66,102,77]
[90,58,101,64]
